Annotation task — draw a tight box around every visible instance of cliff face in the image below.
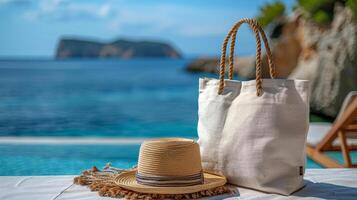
[55,38,182,59]
[289,6,357,117]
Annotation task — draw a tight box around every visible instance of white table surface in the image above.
[0,169,356,200]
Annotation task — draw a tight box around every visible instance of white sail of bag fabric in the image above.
[197,18,309,195]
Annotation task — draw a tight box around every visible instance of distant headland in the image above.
[55,38,182,59]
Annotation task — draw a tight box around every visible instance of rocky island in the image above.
[56,38,182,59]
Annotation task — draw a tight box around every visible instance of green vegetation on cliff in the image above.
[256,1,286,28]
[257,0,357,27]
[347,0,357,17]
[298,0,336,24]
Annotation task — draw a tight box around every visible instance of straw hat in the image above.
[115,138,227,194]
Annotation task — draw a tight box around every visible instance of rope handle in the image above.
[218,18,276,96]
[229,21,276,80]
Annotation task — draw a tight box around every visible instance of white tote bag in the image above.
[197,18,309,195]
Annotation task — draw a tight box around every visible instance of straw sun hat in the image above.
[74,138,231,199]
[115,138,227,195]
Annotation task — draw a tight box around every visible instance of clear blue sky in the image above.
[0,0,295,57]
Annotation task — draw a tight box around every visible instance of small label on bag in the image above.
[299,166,304,176]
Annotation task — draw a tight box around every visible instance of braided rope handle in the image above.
[229,21,276,80]
[218,18,276,96]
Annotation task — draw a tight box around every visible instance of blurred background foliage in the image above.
[256,1,286,28]
[257,0,357,27]
[298,0,335,24]
[347,0,357,17]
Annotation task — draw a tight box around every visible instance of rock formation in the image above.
[56,38,182,59]
[186,56,255,78]
[290,6,357,117]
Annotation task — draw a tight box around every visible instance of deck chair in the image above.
[306,91,357,168]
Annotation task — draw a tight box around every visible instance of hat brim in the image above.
[114,170,227,194]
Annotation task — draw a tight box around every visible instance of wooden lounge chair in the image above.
[306,91,357,168]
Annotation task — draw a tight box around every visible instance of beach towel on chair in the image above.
[197,18,310,195]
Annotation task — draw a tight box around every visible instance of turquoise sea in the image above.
[0,58,205,137]
[0,58,336,175]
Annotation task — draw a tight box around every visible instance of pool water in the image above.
[3,144,356,176]
[0,144,140,175]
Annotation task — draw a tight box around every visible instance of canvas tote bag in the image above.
[197,18,309,195]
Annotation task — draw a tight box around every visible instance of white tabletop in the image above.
[1,169,357,200]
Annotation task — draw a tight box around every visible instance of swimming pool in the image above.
[5,143,354,176]
[0,144,140,175]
